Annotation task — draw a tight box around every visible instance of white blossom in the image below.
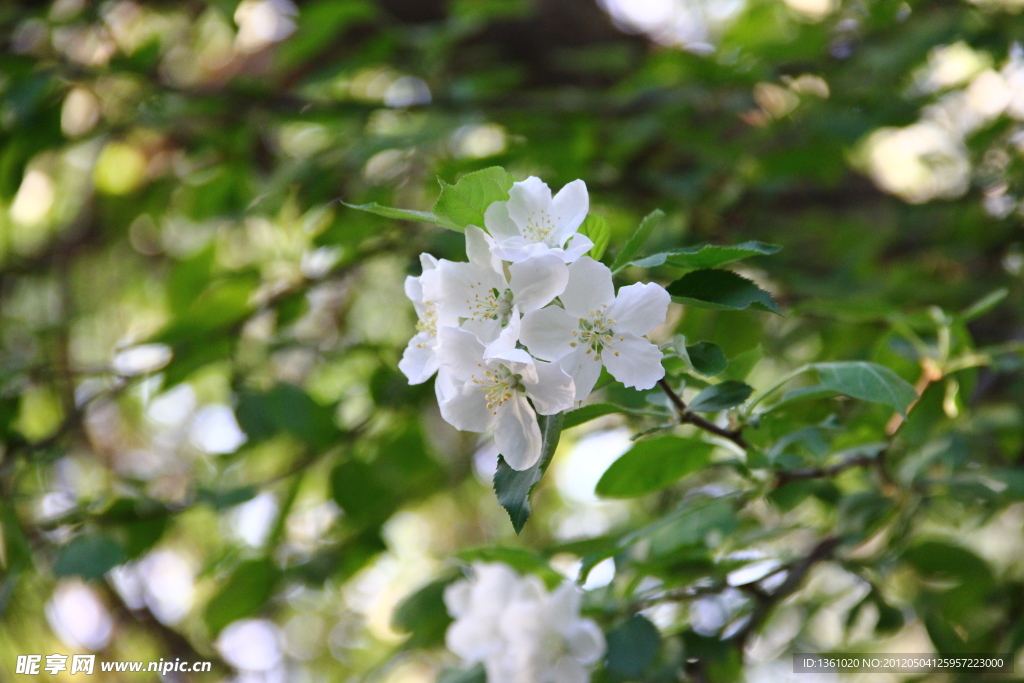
[484,177,593,264]
[437,327,574,470]
[521,257,670,400]
[436,226,569,356]
[399,254,449,384]
[444,563,606,683]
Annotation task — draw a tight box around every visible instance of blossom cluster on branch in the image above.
[444,563,606,683]
[399,177,671,469]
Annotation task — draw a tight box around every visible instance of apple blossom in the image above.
[484,177,594,264]
[444,563,606,683]
[398,254,448,384]
[436,327,575,470]
[520,256,670,400]
[435,226,569,356]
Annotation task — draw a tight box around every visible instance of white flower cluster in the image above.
[400,177,671,469]
[444,563,606,683]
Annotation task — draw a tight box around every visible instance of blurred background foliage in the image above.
[1,0,1023,681]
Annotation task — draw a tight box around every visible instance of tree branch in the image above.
[658,379,750,450]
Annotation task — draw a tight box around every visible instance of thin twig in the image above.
[658,378,750,450]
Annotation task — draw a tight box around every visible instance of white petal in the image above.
[509,253,569,312]
[490,236,551,263]
[437,261,505,323]
[546,583,583,631]
[483,305,521,359]
[561,233,594,263]
[560,257,615,317]
[607,282,671,335]
[560,347,604,401]
[462,317,503,346]
[419,252,438,271]
[404,274,423,309]
[398,333,438,384]
[439,381,493,433]
[550,179,589,245]
[484,200,520,240]
[506,176,553,236]
[494,394,542,470]
[566,620,606,665]
[464,225,495,269]
[437,327,487,382]
[520,307,577,361]
[524,361,576,415]
[443,580,472,617]
[602,333,665,390]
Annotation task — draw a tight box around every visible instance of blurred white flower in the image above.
[234,0,297,53]
[46,580,113,651]
[444,563,606,683]
[863,122,970,204]
[217,619,284,671]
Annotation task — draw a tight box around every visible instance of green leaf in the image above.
[687,381,753,413]
[437,665,486,683]
[813,362,917,416]
[667,269,780,314]
[456,547,562,586]
[563,403,662,429]
[204,559,280,635]
[432,166,516,231]
[578,214,610,261]
[958,288,1007,322]
[902,540,993,587]
[493,413,563,534]
[683,340,728,377]
[342,202,450,228]
[236,383,340,451]
[611,209,664,273]
[53,533,126,580]
[596,436,714,498]
[604,615,661,680]
[632,241,781,270]
[391,576,457,649]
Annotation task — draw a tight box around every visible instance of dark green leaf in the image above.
[236,383,340,450]
[433,166,516,231]
[687,381,753,413]
[685,341,728,376]
[813,362,917,416]
[563,403,661,429]
[902,540,993,587]
[53,533,126,580]
[391,576,457,649]
[632,241,781,270]
[604,615,661,680]
[611,209,664,273]
[667,269,780,314]
[204,559,280,635]
[578,214,610,261]
[436,665,486,683]
[959,288,1007,322]
[595,436,714,498]
[494,413,563,534]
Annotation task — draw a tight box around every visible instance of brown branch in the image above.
[774,453,877,487]
[658,378,750,450]
[732,536,840,652]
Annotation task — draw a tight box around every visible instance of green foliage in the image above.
[205,559,281,635]
[687,381,754,413]
[579,214,611,262]
[813,362,917,416]
[595,436,714,499]
[493,413,563,534]
[433,167,517,231]
[632,242,781,270]
[52,533,126,580]
[604,615,661,680]
[611,210,664,273]
[668,270,781,314]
